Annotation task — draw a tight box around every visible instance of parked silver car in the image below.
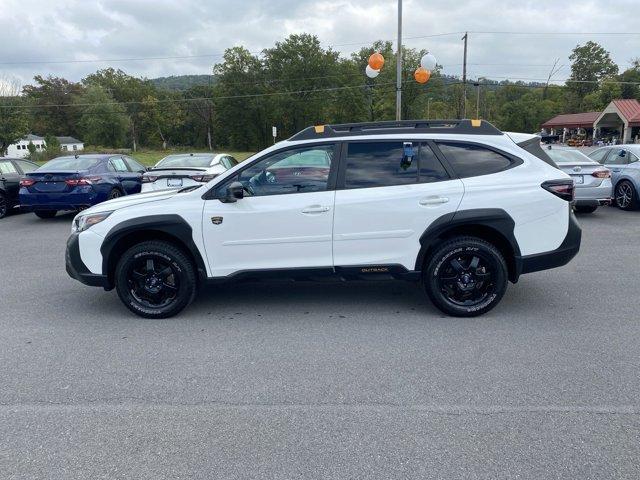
[546,146,612,214]
[588,145,640,210]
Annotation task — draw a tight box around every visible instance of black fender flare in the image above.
[100,214,208,283]
[415,208,521,279]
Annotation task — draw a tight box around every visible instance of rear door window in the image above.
[436,143,514,178]
[344,142,449,189]
[110,157,129,172]
[0,161,18,174]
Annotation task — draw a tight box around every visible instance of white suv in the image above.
[66,120,581,318]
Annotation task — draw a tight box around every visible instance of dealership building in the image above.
[541,99,640,144]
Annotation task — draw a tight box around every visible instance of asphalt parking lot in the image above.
[1,207,639,479]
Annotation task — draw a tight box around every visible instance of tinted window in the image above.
[225,145,334,197]
[39,156,101,171]
[124,157,145,172]
[16,160,38,173]
[0,161,18,174]
[604,150,628,166]
[437,143,513,178]
[344,142,448,189]
[156,155,215,168]
[110,157,129,172]
[588,149,609,164]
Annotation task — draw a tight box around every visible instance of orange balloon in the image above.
[414,67,431,84]
[368,52,385,71]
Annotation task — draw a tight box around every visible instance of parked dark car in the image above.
[0,157,39,219]
[19,154,147,218]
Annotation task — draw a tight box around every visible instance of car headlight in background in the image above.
[73,211,113,233]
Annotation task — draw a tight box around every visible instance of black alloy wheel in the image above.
[424,236,508,317]
[115,241,197,318]
[108,189,122,200]
[615,181,637,210]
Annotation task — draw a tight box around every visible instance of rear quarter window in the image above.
[436,143,516,178]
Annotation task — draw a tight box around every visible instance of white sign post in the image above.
[272,126,277,144]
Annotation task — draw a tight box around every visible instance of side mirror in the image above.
[222,181,244,203]
[619,150,626,157]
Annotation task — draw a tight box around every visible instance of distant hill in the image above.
[151,75,217,91]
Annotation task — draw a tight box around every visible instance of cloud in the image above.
[0,0,637,87]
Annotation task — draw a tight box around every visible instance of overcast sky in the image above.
[0,0,638,89]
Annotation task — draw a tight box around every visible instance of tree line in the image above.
[1,35,639,155]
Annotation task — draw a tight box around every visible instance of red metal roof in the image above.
[613,99,640,126]
[541,112,600,129]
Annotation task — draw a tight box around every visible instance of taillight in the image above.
[541,180,574,202]
[141,176,158,183]
[65,177,101,186]
[190,174,216,183]
[591,169,611,179]
[20,178,35,187]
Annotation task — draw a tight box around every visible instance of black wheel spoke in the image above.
[146,259,155,273]
[469,256,480,270]
[450,259,465,273]
[127,255,180,309]
[437,251,497,307]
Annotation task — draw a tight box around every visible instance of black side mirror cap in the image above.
[220,181,244,203]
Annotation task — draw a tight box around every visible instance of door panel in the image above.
[202,192,335,276]
[333,181,463,269]
[0,161,20,200]
[332,141,463,270]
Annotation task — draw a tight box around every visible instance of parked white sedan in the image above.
[141,153,238,192]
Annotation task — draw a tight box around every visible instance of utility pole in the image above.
[396,0,402,121]
[427,97,431,119]
[461,32,468,118]
[474,82,480,119]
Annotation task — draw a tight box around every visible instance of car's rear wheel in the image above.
[0,192,8,219]
[574,205,598,214]
[34,210,57,219]
[423,236,508,317]
[115,241,197,319]
[615,181,638,210]
[108,189,122,200]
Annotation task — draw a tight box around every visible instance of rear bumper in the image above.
[20,191,100,211]
[574,198,611,207]
[66,233,111,289]
[514,210,582,279]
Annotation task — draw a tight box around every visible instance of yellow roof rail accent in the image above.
[314,125,325,134]
[471,119,482,127]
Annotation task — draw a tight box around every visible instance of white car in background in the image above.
[141,153,238,192]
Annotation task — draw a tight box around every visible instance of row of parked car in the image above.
[2,143,638,221]
[0,152,239,219]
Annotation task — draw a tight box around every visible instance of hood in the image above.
[81,189,180,215]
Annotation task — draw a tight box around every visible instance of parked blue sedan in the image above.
[19,154,147,218]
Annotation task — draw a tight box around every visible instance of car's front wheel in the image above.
[423,236,508,317]
[615,181,638,210]
[115,241,197,319]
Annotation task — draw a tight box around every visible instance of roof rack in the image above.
[288,119,503,141]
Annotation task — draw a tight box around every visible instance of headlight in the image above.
[73,211,113,233]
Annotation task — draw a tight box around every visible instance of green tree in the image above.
[0,98,29,155]
[75,85,130,147]
[618,59,640,100]
[22,76,84,136]
[568,41,618,108]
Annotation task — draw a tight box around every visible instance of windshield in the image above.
[155,155,215,168]
[39,156,102,171]
[547,149,595,164]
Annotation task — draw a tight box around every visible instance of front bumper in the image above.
[514,209,582,279]
[66,233,111,289]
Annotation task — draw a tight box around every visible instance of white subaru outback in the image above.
[66,120,581,318]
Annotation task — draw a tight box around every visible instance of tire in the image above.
[0,192,8,219]
[114,241,197,319]
[574,205,598,214]
[34,210,57,219]
[108,188,122,200]
[614,181,638,211]
[423,236,508,317]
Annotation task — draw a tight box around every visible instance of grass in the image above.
[131,150,255,166]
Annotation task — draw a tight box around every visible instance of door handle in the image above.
[611,168,621,172]
[301,205,330,214]
[419,196,449,206]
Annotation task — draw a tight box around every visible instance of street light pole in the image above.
[396,0,402,121]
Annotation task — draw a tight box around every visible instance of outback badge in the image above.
[211,216,223,225]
